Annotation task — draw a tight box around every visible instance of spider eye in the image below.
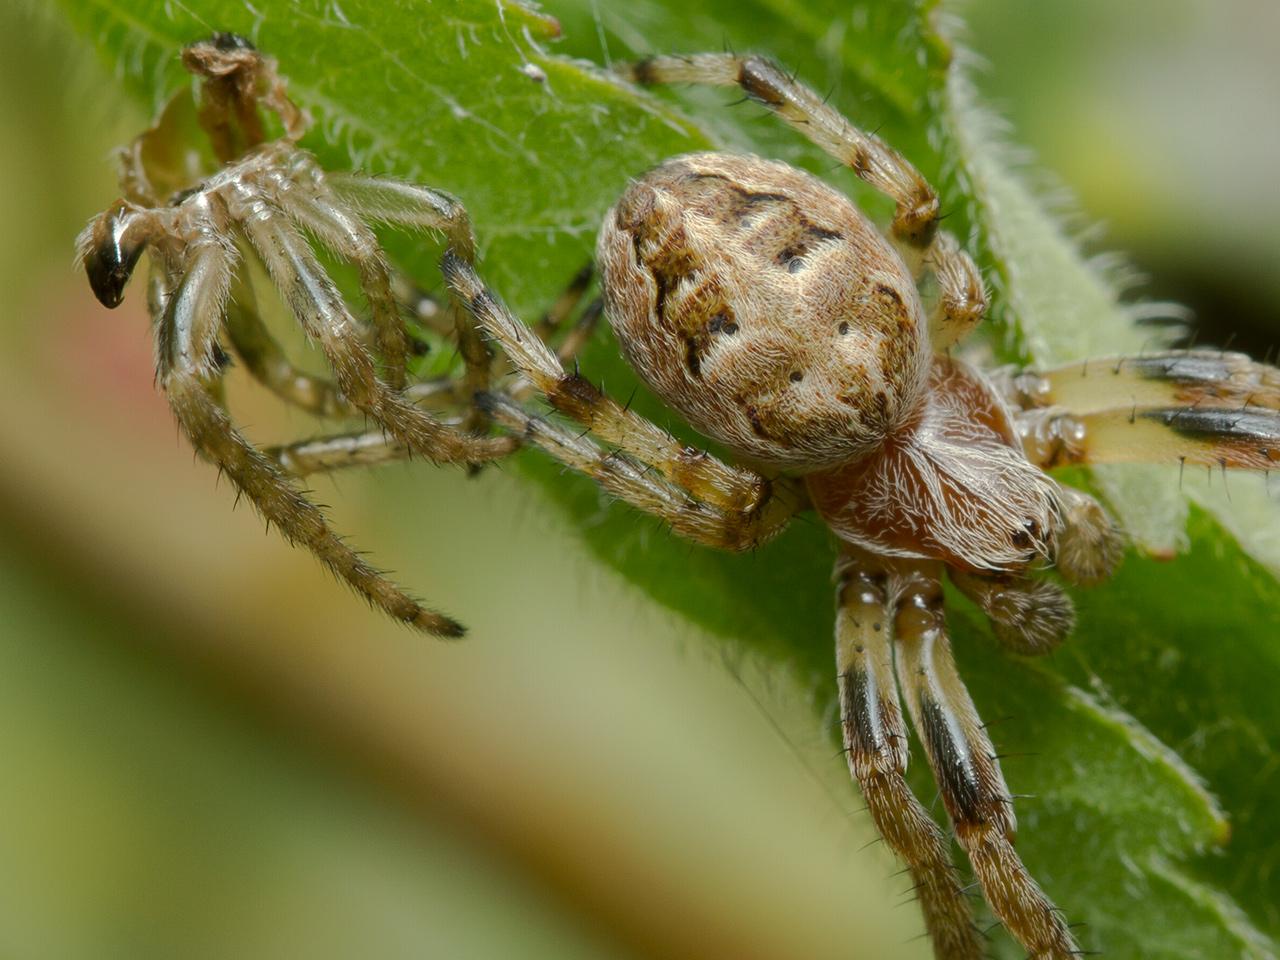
[85,206,147,309]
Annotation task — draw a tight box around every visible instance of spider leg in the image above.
[835,549,985,960]
[232,187,513,464]
[948,570,1075,656]
[262,153,410,389]
[153,239,463,636]
[1015,402,1280,473]
[444,254,776,517]
[326,173,493,407]
[266,380,463,477]
[892,563,1079,960]
[617,53,986,346]
[481,392,804,551]
[1003,350,1280,415]
[1002,350,1280,472]
[265,284,607,477]
[222,273,354,418]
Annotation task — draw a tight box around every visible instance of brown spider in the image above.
[81,39,1280,960]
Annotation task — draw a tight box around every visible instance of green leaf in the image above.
[54,0,1280,956]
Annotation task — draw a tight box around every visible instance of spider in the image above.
[81,38,1280,960]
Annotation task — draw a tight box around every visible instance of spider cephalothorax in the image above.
[82,40,1280,960]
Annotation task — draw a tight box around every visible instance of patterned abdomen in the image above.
[597,152,930,472]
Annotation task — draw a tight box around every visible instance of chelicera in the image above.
[81,38,1280,960]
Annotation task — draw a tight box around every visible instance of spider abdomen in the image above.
[598,152,930,472]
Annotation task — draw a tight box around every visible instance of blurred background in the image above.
[1,1,1276,958]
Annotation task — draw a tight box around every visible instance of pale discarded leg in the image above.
[835,548,984,960]
[266,155,409,388]
[327,173,493,406]
[153,239,464,636]
[893,562,1079,959]
[616,53,987,345]
[232,188,513,464]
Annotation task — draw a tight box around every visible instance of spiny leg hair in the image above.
[616,53,988,346]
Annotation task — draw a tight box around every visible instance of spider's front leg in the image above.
[1005,350,1280,473]
[892,562,1081,960]
[834,549,985,960]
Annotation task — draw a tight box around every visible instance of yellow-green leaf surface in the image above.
[54,0,1280,957]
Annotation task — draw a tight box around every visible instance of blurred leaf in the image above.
[54,0,1280,957]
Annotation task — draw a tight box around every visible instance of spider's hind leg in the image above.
[444,253,777,518]
[154,240,465,637]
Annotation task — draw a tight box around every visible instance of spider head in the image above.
[81,201,151,309]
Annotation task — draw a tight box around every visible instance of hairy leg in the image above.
[480,392,804,551]
[1002,350,1280,415]
[327,173,493,406]
[892,562,1079,959]
[233,188,513,464]
[835,549,984,960]
[153,242,463,636]
[265,154,410,388]
[445,253,777,517]
[1016,403,1280,473]
[1002,349,1280,471]
[617,53,986,345]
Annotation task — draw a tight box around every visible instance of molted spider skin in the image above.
[599,153,931,472]
[78,35,514,639]
[84,202,151,308]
